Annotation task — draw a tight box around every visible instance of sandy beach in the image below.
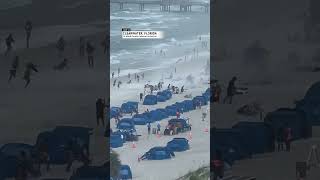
[0,1,108,179]
[212,0,320,179]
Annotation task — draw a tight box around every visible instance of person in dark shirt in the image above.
[23,62,38,88]
[25,20,32,48]
[8,56,19,83]
[223,76,237,104]
[86,42,95,68]
[5,33,14,56]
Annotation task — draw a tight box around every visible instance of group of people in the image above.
[5,20,107,88]
[111,67,145,89]
[210,76,238,105]
[276,125,292,152]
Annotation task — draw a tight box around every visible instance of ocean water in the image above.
[0,0,31,10]
[110,1,210,76]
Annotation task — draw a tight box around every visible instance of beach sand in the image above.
[213,0,320,179]
[0,3,108,178]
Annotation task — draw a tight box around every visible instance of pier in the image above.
[110,0,209,13]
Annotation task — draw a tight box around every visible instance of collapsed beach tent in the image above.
[117,118,135,130]
[110,107,121,119]
[212,128,251,165]
[141,146,175,160]
[121,101,138,114]
[232,122,274,154]
[264,108,311,140]
[166,138,190,152]
[143,95,158,105]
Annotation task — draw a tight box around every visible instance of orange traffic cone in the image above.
[131,141,136,148]
[204,128,209,132]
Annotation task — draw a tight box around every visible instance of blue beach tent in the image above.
[157,95,167,102]
[121,101,138,114]
[119,165,133,180]
[157,90,172,100]
[165,105,177,116]
[110,107,121,119]
[117,118,135,130]
[182,100,195,111]
[193,96,207,106]
[110,134,124,148]
[232,122,274,154]
[212,128,251,164]
[133,117,147,125]
[141,146,175,160]
[143,95,158,105]
[264,108,311,140]
[133,113,152,123]
[166,138,190,152]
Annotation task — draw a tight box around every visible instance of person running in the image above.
[223,76,237,104]
[25,20,32,48]
[96,98,105,126]
[117,81,122,88]
[79,37,85,57]
[5,33,15,56]
[113,79,117,87]
[53,58,69,70]
[147,123,151,135]
[157,123,161,134]
[86,42,95,68]
[8,55,19,83]
[37,140,50,172]
[56,36,66,57]
[140,93,143,101]
[23,62,38,88]
[112,72,115,78]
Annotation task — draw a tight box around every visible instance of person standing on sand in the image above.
[147,123,151,135]
[23,62,38,88]
[137,75,140,82]
[56,36,66,57]
[86,42,95,68]
[112,72,115,79]
[223,76,237,104]
[79,37,85,57]
[25,20,32,48]
[101,35,108,54]
[96,98,105,126]
[8,55,19,83]
[5,33,14,56]
[140,93,143,102]
[113,79,117,87]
